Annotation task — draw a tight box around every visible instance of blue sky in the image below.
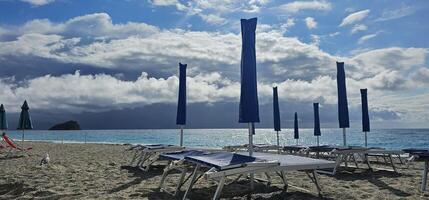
[0,0,428,129]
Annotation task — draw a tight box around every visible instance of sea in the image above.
[4,128,429,150]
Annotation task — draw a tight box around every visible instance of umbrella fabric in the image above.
[313,103,321,136]
[336,62,349,128]
[239,18,259,123]
[294,112,299,139]
[0,104,7,130]
[273,87,281,131]
[18,100,33,130]
[176,63,187,125]
[361,89,370,132]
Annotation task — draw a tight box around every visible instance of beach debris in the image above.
[40,153,50,166]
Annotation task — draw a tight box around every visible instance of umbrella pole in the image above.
[276,131,279,146]
[85,133,87,144]
[22,130,25,149]
[296,139,298,146]
[343,128,346,146]
[180,125,184,147]
[248,123,254,190]
[317,136,319,146]
[364,131,367,147]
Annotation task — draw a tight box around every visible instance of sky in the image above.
[0,0,428,129]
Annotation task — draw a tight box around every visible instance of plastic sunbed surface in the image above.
[241,152,336,170]
[185,152,262,170]
[160,150,206,160]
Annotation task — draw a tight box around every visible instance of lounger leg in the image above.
[280,171,288,191]
[158,161,171,190]
[313,171,322,196]
[137,151,147,167]
[421,161,429,192]
[265,173,272,186]
[388,155,397,173]
[174,168,188,195]
[365,154,372,171]
[333,155,343,175]
[213,176,226,200]
[183,164,200,200]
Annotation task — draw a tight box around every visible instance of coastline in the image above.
[1,141,428,199]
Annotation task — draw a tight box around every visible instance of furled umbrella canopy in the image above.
[0,104,7,130]
[336,62,349,146]
[361,88,370,147]
[273,87,281,147]
[239,17,259,157]
[18,100,33,130]
[176,63,187,146]
[18,100,33,148]
[294,112,299,140]
[313,103,321,146]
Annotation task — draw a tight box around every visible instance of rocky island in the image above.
[49,120,81,130]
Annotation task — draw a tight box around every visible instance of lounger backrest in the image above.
[3,135,19,149]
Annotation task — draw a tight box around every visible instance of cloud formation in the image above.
[0,13,428,125]
[279,0,331,13]
[305,17,317,29]
[21,0,54,6]
[339,9,370,27]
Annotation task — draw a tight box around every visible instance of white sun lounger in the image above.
[159,151,335,200]
[127,144,184,171]
[364,149,405,172]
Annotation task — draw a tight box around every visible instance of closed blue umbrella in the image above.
[176,63,187,147]
[239,17,259,158]
[294,112,299,145]
[239,18,259,189]
[336,62,349,146]
[273,87,281,146]
[0,104,7,130]
[361,88,370,147]
[313,103,321,146]
[18,100,33,148]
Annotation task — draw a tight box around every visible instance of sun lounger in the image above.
[408,152,429,191]
[282,145,308,154]
[223,143,281,152]
[306,145,371,175]
[364,149,404,172]
[128,144,184,171]
[1,133,32,157]
[159,150,335,199]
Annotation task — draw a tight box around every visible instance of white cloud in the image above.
[376,5,416,22]
[280,18,295,33]
[304,17,317,29]
[339,9,370,27]
[1,13,428,124]
[198,13,226,25]
[21,0,54,6]
[279,0,331,13]
[358,33,378,44]
[329,32,340,37]
[351,24,367,34]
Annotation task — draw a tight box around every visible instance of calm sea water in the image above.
[4,128,429,150]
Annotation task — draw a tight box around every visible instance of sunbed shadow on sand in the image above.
[0,155,25,160]
[0,182,36,196]
[108,165,165,194]
[326,170,412,197]
[144,179,329,200]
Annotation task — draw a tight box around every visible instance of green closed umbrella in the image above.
[18,100,33,148]
[0,104,7,131]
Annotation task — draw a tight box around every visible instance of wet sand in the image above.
[0,142,428,199]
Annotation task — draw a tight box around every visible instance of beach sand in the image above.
[1,142,428,200]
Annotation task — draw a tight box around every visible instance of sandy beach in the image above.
[0,142,428,200]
